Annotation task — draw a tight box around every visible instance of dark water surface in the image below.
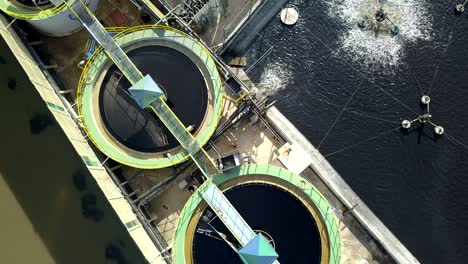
[247,1,468,263]
[0,38,146,263]
[101,45,208,153]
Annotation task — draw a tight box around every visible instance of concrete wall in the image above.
[0,14,166,264]
[223,0,288,56]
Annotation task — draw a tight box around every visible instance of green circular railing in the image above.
[172,164,342,264]
[78,26,223,168]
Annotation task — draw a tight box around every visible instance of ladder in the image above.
[53,1,278,261]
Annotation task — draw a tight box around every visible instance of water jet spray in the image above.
[356,5,400,36]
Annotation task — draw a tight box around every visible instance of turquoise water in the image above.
[0,38,147,263]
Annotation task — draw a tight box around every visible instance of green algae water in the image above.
[0,38,146,264]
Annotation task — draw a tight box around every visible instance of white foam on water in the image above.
[326,0,433,68]
[255,63,292,99]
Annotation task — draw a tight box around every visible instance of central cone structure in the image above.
[238,234,279,264]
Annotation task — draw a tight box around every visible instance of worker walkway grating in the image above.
[149,99,219,177]
[202,182,256,246]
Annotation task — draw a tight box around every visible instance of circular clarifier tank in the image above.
[12,0,54,9]
[78,26,223,169]
[0,0,99,36]
[173,165,342,264]
[194,184,322,263]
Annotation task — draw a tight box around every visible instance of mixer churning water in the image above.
[327,0,433,67]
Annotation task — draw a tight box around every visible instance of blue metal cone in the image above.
[238,234,278,264]
[128,75,164,109]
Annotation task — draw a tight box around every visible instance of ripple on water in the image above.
[254,62,293,100]
[326,0,433,68]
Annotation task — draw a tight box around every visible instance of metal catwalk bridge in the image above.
[51,0,278,261]
[202,183,256,245]
[50,0,142,83]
